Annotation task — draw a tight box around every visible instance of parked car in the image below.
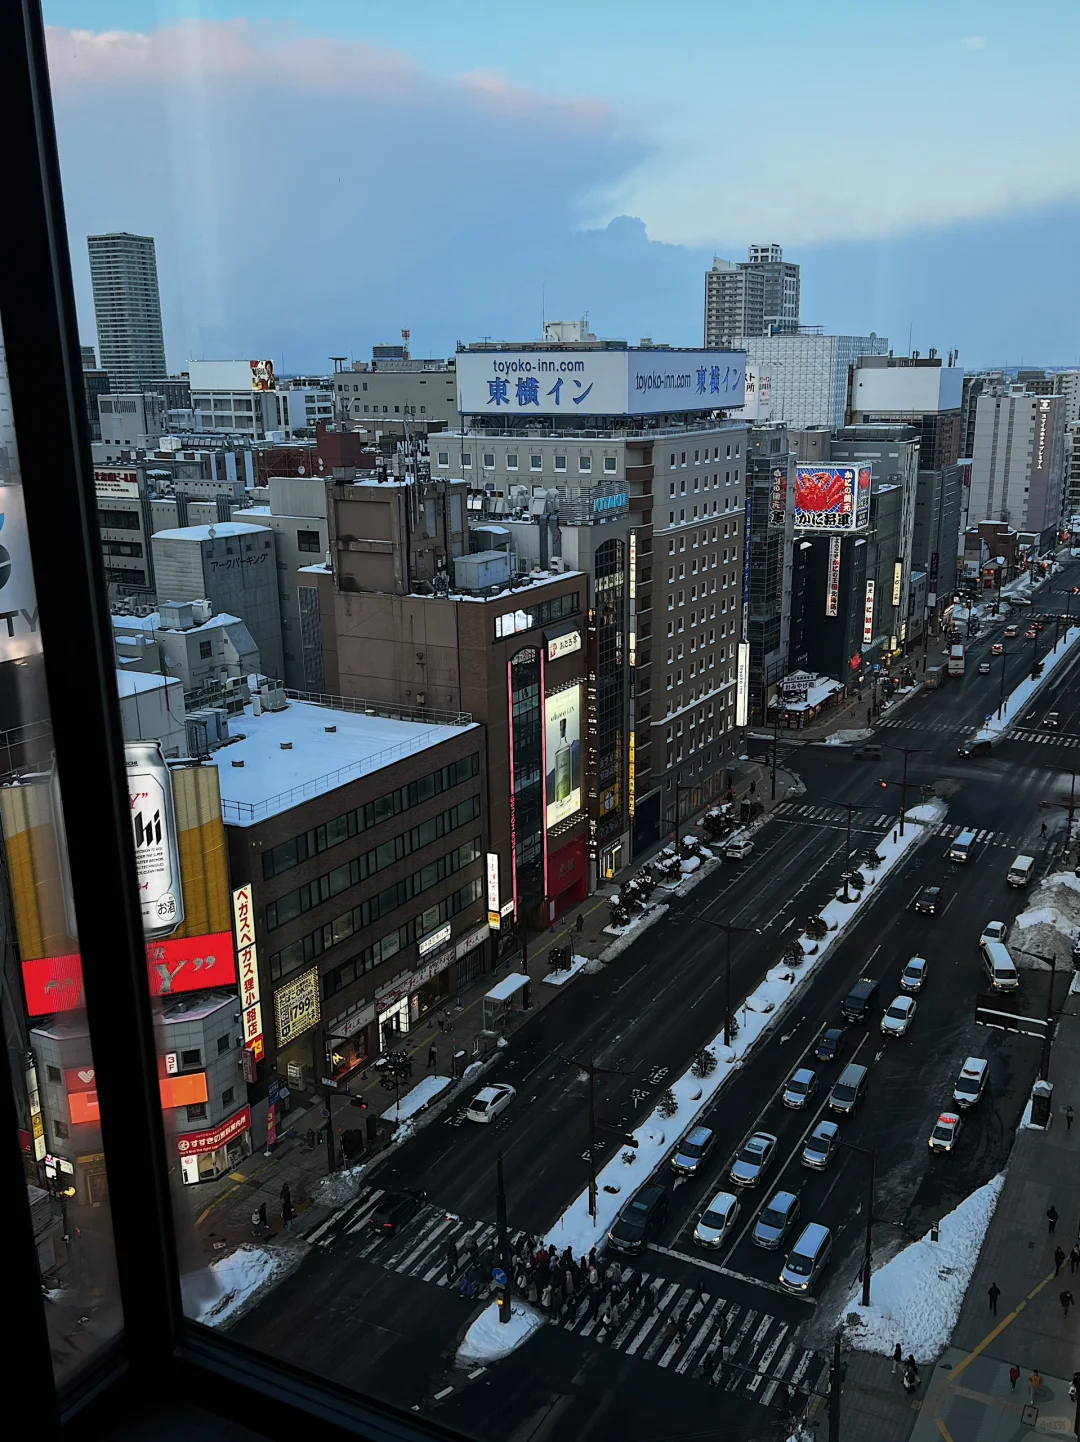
[465,1083,516,1124]
[914,886,942,914]
[900,956,928,992]
[782,1067,818,1109]
[880,994,917,1037]
[671,1125,715,1177]
[751,1189,800,1250]
[607,1183,669,1254]
[728,1131,778,1188]
[369,1189,427,1237]
[814,1026,845,1061]
[980,920,1007,945]
[693,1190,741,1248]
[928,1112,962,1153]
[801,1120,839,1171]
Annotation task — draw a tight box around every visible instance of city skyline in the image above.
[42,4,1080,373]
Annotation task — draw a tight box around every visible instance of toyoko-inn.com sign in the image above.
[456,349,746,417]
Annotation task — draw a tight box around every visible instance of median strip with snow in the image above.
[975,625,1080,741]
[543,800,946,1257]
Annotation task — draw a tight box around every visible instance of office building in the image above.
[847,353,963,469]
[334,352,458,427]
[80,344,97,368]
[704,245,800,348]
[1064,425,1080,524]
[87,232,167,391]
[960,371,1007,459]
[744,426,794,716]
[969,390,1067,539]
[97,391,168,453]
[733,333,889,428]
[912,463,966,612]
[1054,370,1080,426]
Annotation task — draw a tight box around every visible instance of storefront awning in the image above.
[484,972,530,1002]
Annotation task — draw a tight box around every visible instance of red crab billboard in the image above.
[794,465,871,532]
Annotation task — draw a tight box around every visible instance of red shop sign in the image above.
[21,931,236,1016]
[549,836,586,892]
[176,1105,251,1156]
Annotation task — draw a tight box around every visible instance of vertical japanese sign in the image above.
[863,580,876,645]
[736,643,750,727]
[506,658,519,922]
[892,560,903,608]
[742,493,753,643]
[768,464,788,527]
[232,883,263,1061]
[27,1062,45,1162]
[486,852,501,930]
[628,729,636,820]
[825,536,842,618]
[628,529,637,668]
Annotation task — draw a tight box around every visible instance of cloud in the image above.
[960,35,988,49]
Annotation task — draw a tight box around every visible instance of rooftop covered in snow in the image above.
[152,521,270,543]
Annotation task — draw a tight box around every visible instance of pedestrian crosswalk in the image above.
[773,801,895,831]
[1010,728,1080,748]
[876,717,961,734]
[927,821,1023,849]
[308,1187,823,1404]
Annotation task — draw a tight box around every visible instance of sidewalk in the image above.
[183,756,790,1260]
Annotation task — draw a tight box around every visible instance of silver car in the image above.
[782,1067,818,1109]
[693,1190,741,1248]
[671,1125,715,1176]
[801,1120,839,1171]
[752,1189,800,1250]
[728,1131,778,1188]
[900,956,927,993]
[880,995,917,1038]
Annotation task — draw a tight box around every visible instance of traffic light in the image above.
[497,1286,512,1322]
[878,778,888,789]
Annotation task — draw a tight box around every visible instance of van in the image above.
[949,829,977,862]
[779,1222,833,1294]
[840,977,879,1023]
[981,938,1019,991]
[828,1062,869,1115]
[1006,855,1035,888]
[952,1057,988,1109]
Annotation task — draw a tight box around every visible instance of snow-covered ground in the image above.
[541,952,590,987]
[599,901,669,961]
[312,1161,367,1207]
[823,727,875,746]
[456,1300,544,1365]
[1008,870,1080,967]
[185,1243,305,1329]
[544,800,946,1257]
[383,1074,454,1124]
[839,1173,1005,1363]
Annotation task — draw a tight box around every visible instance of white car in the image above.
[980,920,1007,946]
[880,994,917,1037]
[693,1190,741,1248]
[725,836,754,861]
[900,956,928,993]
[465,1083,516,1124]
[928,1112,962,1153]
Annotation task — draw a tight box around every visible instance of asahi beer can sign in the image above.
[126,742,184,938]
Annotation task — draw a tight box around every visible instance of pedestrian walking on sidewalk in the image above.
[1047,1204,1059,1234]
[576,913,584,934]
[1064,1103,1074,1130]
[988,1281,1001,1315]
[258,1201,268,1232]
[427,1042,437,1070]
[281,1196,295,1234]
[1070,1243,1080,1274]
[627,1271,641,1302]
[1009,1364,1020,1391]
[280,1181,291,1208]
[1054,1245,1066,1276]
[437,1015,445,1032]
[1029,1370,1044,1403]
[902,1362,920,1395]
[1061,1290,1075,1318]
[891,1343,902,1375]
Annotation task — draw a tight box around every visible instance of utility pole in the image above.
[836,1140,876,1306]
[828,1329,843,1442]
[827,801,875,900]
[495,1153,512,1322]
[880,745,925,837]
[998,644,1009,719]
[1018,948,1058,1082]
[695,913,760,1046]
[771,693,781,801]
[554,1052,639,1219]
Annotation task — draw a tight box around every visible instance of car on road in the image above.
[914,885,942,914]
[976,660,991,674]
[779,1222,833,1295]
[465,1083,516,1124]
[1025,627,1038,640]
[724,836,754,861]
[991,642,1005,655]
[1034,620,1045,631]
[782,1067,817,1109]
[814,1026,845,1061]
[752,1189,801,1250]
[952,1057,989,1110]
[801,1120,839,1171]
[880,994,917,1037]
[369,1189,427,1237]
[900,956,928,992]
[671,1125,715,1177]
[693,1190,741,1248]
[1042,712,1060,729]
[980,920,1007,945]
[852,744,882,761]
[1004,625,1019,638]
[729,1131,778,1188]
[957,735,993,758]
[928,1112,962,1153]
[607,1183,668,1254]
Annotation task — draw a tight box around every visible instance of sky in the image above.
[43,1,1080,374]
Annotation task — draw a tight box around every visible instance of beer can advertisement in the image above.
[544,685,582,829]
[127,742,185,938]
[793,465,872,532]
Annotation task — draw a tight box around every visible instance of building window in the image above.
[221,1088,235,1107]
[483,453,495,469]
[297,530,321,554]
[53,1120,69,1138]
[186,1104,207,1122]
[180,1048,201,1068]
[506,454,518,470]
[437,451,449,467]
[461,452,472,468]
[47,1064,62,1083]
[530,455,543,471]
[554,455,566,471]
[578,455,592,473]
[217,1034,231,1055]
[604,456,617,473]
[198,639,212,659]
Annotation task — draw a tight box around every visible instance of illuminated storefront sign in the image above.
[863,580,876,644]
[736,643,750,727]
[274,969,320,1048]
[233,883,263,1061]
[486,853,500,930]
[892,560,903,607]
[825,536,841,617]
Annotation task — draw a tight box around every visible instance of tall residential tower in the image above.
[704,244,800,348]
[87,232,167,391]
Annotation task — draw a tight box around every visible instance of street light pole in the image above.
[554,1051,638,1219]
[837,1139,876,1307]
[827,801,875,901]
[696,914,758,1046]
[1017,948,1057,1082]
[880,745,925,839]
[495,1152,512,1322]
[998,645,1009,719]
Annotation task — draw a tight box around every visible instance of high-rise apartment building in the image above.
[704,245,800,348]
[969,390,1067,537]
[87,232,167,391]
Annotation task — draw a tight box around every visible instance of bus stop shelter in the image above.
[482,972,530,1034]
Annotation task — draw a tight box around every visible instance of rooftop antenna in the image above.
[542,282,545,338]
[330,356,348,373]
[907,321,913,356]
[401,328,411,360]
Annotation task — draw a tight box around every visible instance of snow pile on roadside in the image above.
[383,1074,454,1124]
[187,1243,303,1329]
[823,728,874,746]
[542,952,590,987]
[840,1173,1005,1363]
[313,1161,367,1207]
[1008,871,1080,966]
[981,626,1080,735]
[545,801,944,1257]
[456,1300,544,1365]
[600,902,668,960]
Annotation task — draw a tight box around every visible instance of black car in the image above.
[957,738,993,758]
[814,1026,845,1061]
[369,1189,426,1237]
[607,1183,669,1254]
[914,886,942,915]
